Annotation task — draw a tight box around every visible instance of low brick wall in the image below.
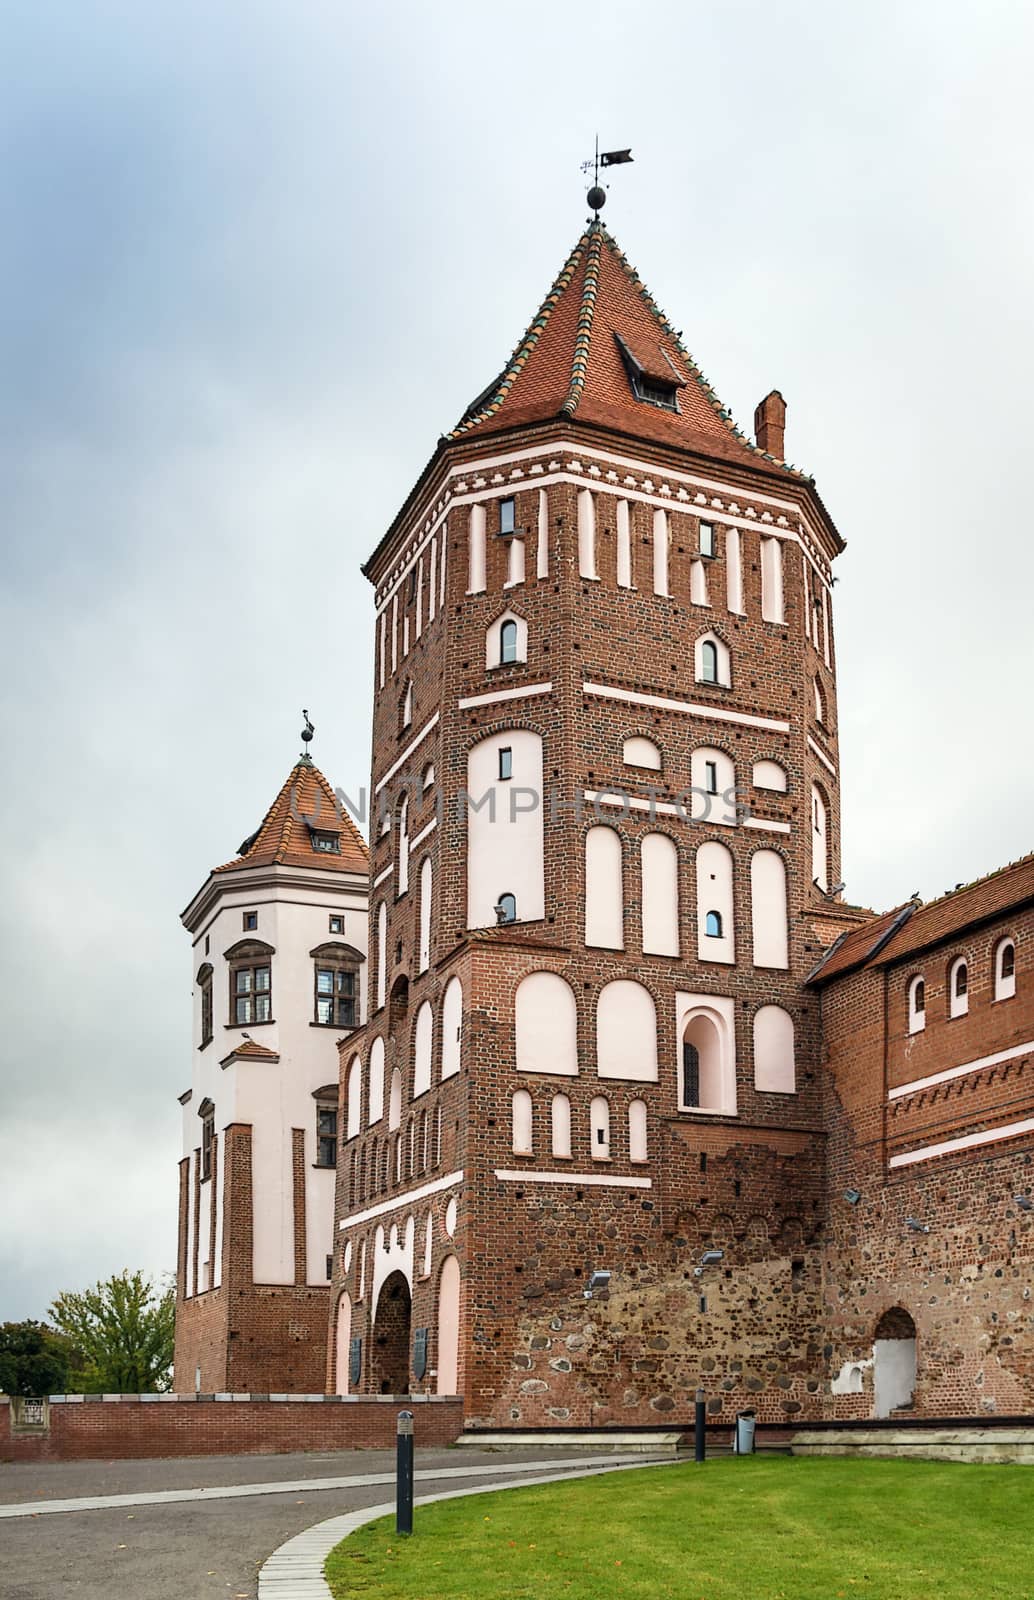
[0,1394,463,1463]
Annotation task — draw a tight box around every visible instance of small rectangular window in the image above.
[325,1254,334,1280]
[499,747,513,781]
[499,498,516,535]
[243,911,258,931]
[316,1106,338,1168]
[329,915,344,935]
[312,831,340,854]
[699,522,715,558]
[705,760,718,794]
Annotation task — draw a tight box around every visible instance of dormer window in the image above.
[614,332,684,413]
[312,830,340,854]
[499,497,516,535]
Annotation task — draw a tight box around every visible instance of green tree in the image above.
[49,1271,175,1393]
[0,1321,81,1397]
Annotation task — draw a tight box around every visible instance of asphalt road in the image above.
[0,1447,626,1599]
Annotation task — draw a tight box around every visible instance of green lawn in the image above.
[324,1457,1034,1600]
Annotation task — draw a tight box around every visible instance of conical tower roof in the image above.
[450,221,804,476]
[214,758,368,876]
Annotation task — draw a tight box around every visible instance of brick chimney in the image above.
[754,390,786,459]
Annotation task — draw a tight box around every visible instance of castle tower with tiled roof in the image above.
[329,218,849,1422]
[174,754,368,1394]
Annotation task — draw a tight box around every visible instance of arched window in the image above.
[908,975,926,1035]
[995,939,1016,1001]
[705,910,722,937]
[441,977,463,1079]
[696,631,730,688]
[680,1008,735,1113]
[753,1006,796,1093]
[623,735,661,771]
[750,850,789,969]
[466,729,544,928]
[584,826,624,949]
[811,784,828,892]
[346,1055,362,1139]
[397,796,410,896]
[496,891,517,924]
[590,1096,611,1160]
[628,1099,648,1163]
[515,971,578,1075]
[511,1089,534,1155]
[486,610,528,670]
[368,1037,385,1124]
[413,1000,433,1098]
[949,957,969,1019]
[551,1093,572,1158]
[388,1067,403,1133]
[641,833,679,957]
[418,857,432,973]
[596,979,659,1081]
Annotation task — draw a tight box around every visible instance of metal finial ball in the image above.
[587,185,606,212]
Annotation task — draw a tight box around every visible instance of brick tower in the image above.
[175,748,368,1393]
[329,217,851,1426]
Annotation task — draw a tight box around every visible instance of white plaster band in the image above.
[494,1169,652,1189]
[583,680,789,733]
[807,735,837,778]
[457,682,554,710]
[889,1038,1034,1101]
[409,816,438,853]
[743,817,792,834]
[375,714,440,794]
[338,1170,463,1229]
[371,863,394,889]
[889,1116,1034,1169]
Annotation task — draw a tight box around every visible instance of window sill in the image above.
[310,1022,359,1031]
[312,1163,337,1171]
[992,993,1016,1004]
[677,1106,737,1118]
[199,1038,213,1052]
[224,1019,276,1029]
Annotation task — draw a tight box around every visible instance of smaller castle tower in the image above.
[174,738,368,1393]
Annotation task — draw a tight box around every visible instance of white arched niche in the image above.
[413,1000,433,1098]
[677,993,736,1115]
[641,833,679,957]
[368,1037,385,1125]
[623,734,661,771]
[750,850,789,969]
[441,977,462,1079]
[696,840,735,964]
[690,746,737,827]
[753,1005,796,1093]
[596,980,658,1081]
[515,971,578,1075]
[584,826,624,949]
[466,730,544,929]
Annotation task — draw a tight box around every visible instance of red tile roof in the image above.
[220,1039,280,1065]
[449,222,812,480]
[809,853,1034,984]
[214,759,368,877]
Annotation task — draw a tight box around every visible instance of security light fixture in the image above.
[906,1217,930,1234]
[1014,1195,1034,1212]
[694,1248,724,1276]
[843,1188,862,1205]
[584,1269,612,1298]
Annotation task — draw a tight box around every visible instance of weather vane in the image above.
[300,709,314,762]
[581,137,633,218]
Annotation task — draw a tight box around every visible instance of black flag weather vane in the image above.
[581,138,633,218]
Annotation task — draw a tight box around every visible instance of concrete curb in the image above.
[258,1456,673,1599]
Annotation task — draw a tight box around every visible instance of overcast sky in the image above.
[1,0,1031,1322]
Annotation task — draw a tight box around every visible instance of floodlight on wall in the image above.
[584,1269,612,1299]
[843,1189,862,1206]
[1014,1195,1034,1212]
[905,1217,930,1234]
[694,1249,725,1277]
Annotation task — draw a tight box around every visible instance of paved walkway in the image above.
[0,1448,660,1600]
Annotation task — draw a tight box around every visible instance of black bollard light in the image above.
[396,1409,415,1535]
[694,1388,706,1463]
